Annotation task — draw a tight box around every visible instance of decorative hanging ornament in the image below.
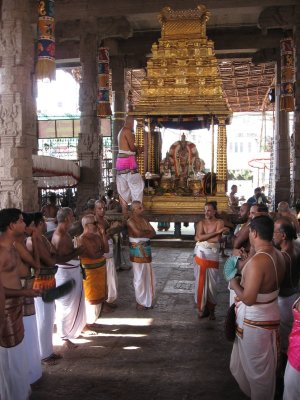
[97,47,112,117]
[280,37,295,112]
[36,0,56,81]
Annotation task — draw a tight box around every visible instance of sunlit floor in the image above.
[31,246,247,400]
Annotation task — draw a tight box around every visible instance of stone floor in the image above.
[31,245,247,400]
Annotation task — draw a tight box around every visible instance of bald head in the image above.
[124,116,134,130]
[81,214,96,228]
[131,201,143,213]
[278,201,289,213]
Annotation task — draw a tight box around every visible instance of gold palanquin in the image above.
[129,5,232,215]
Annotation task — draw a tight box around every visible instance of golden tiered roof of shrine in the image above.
[132,5,232,118]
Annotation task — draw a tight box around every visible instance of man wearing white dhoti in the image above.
[194,202,227,319]
[95,200,121,309]
[127,201,156,310]
[0,208,40,400]
[78,213,108,326]
[116,116,144,214]
[52,207,86,349]
[27,212,61,365]
[229,215,286,399]
[105,238,118,304]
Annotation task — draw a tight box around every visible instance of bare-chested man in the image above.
[26,212,61,365]
[0,208,40,400]
[194,201,227,319]
[12,213,43,384]
[42,192,60,232]
[116,115,144,214]
[0,276,4,336]
[78,213,108,328]
[95,200,120,310]
[229,215,286,399]
[127,201,156,310]
[272,217,300,354]
[52,207,86,349]
[277,201,300,234]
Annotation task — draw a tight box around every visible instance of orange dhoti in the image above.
[194,241,219,314]
[81,257,107,325]
[81,257,107,305]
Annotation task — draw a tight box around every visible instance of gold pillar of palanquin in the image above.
[147,121,155,174]
[136,117,145,176]
[130,5,232,215]
[216,117,227,194]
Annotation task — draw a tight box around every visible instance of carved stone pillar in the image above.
[216,117,227,194]
[111,55,126,182]
[291,5,300,204]
[0,0,38,211]
[77,24,100,212]
[274,61,291,207]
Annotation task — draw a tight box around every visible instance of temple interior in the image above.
[0,0,298,214]
[0,1,300,399]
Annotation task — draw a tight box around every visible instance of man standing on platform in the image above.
[194,201,226,319]
[127,201,156,310]
[229,215,286,399]
[116,116,144,214]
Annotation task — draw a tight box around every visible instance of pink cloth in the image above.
[287,298,300,372]
[116,155,137,171]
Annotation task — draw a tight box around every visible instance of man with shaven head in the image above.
[127,201,156,310]
[277,201,300,234]
[0,208,40,400]
[78,213,107,328]
[194,201,227,319]
[52,207,86,350]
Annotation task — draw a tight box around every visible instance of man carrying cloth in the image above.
[116,116,144,214]
[127,201,156,310]
[0,208,40,400]
[78,213,108,327]
[52,207,86,349]
[194,201,227,320]
[26,212,61,365]
[229,215,286,399]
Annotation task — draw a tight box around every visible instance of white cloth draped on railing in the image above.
[32,155,80,189]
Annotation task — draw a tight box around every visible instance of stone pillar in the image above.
[110,55,126,182]
[274,61,291,207]
[0,0,38,211]
[291,6,300,204]
[216,117,227,195]
[77,23,100,212]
